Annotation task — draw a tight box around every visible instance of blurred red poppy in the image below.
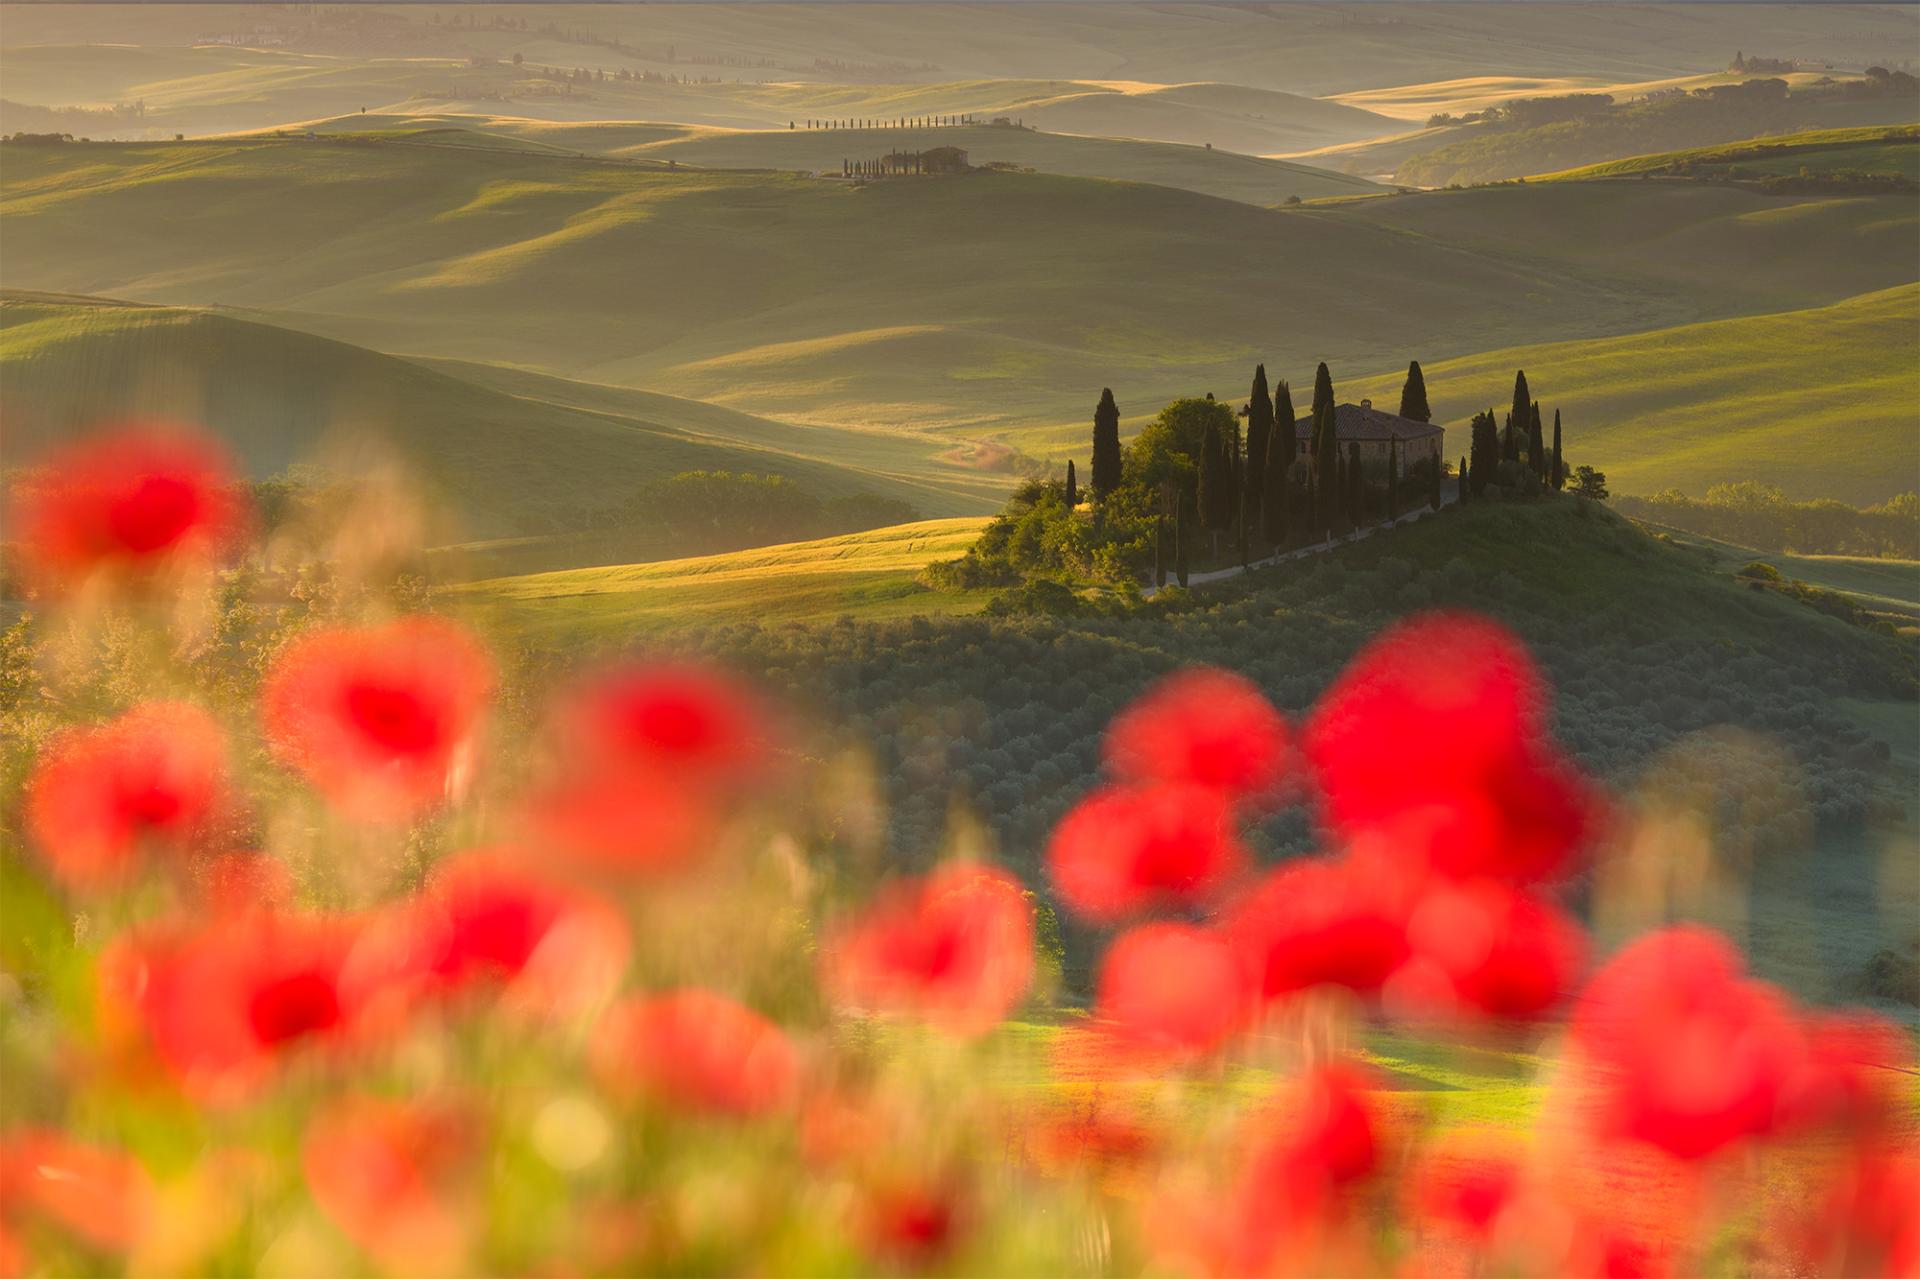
[261,616,494,819]
[1095,923,1249,1060]
[823,860,1034,1036]
[23,701,229,891]
[391,850,630,1017]
[1222,852,1413,1002]
[1799,1152,1920,1279]
[1249,1064,1383,1205]
[1046,784,1246,922]
[1784,1010,1912,1143]
[110,910,370,1101]
[1401,880,1587,1020]
[1104,668,1289,804]
[1407,1130,1526,1244]
[592,989,798,1119]
[552,660,775,788]
[195,851,292,916]
[303,1096,478,1271]
[858,1178,968,1268]
[8,425,248,589]
[1569,926,1808,1160]
[1306,613,1598,883]
[0,1130,154,1256]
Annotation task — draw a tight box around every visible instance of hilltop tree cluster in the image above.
[1458,369,1576,502]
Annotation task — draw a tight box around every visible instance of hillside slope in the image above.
[1341,285,1920,504]
[0,293,1008,538]
[4,140,1913,445]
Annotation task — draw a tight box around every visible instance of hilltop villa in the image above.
[1287,400,1444,468]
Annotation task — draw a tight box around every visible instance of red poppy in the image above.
[195,852,293,916]
[1095,923,1249,1060]
[302,1096,479,1271]
[0,1130,154,1255]
[1783,1010,1912,1142]
[260,617,494,819]
[1104,668,1289,804]
[858,1179,967,1268]
[23,701,230,891]
[823,861,1033,1036]
[552,661,774,788]
[1569,926,1808,1160]
[1400,880,1587,1020]
[109,911,371,1101]
[1249,1064,1383,1204]
[1407,1130,1527,1243]
[1221,852,1413,1002]
[1799,1152,1920,1279]
[1046,784,1246,922]
[8,425,247,589]
[395,850,629,1016]
[591,989,798,1119]
[1306,613,1597,884]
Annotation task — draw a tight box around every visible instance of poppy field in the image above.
[1,424,1915,1278]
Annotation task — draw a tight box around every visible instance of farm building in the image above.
[1285,400,1444,466]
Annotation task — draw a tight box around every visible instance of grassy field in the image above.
[1337,285,1920,505]
[1634,520,1920,624]
[457,516,992,639]
[0,292,1010,539]
[1537,124,1920,181]
[4,138,1913,459]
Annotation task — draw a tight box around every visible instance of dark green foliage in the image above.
[1262,413,1295,547]
[1552,410,1565,490]
[984,578,1085,617]
[1091,388,1123,499]
[1429,454,1443,511]
[1469,412,1500,496]
[1502,411,1520,463]
[1063,460,1078,509]
[1459,454,1471,504]
[1175,497,1190,587]
[924,478,1152,590]
[1528,402,1546,479]
[1245,364,1273,526]
[1197,421,1231,535]
[1399,360,1431,423]
[1574,466,1611,500]
[1615,485,1920,558]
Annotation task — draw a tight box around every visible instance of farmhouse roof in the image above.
[1288,401,1443,442]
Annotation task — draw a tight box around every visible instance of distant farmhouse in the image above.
[1245,398,1444,468]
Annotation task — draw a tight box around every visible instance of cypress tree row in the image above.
[1502,412,1519,463]
[1469,411,1499,496]
[1528,402,1546,480]
[1091,388,1123,499]
[1064,459,1077,508]
[1175,495,1190,588]
[1245,364,1273,526]
[1387,436,1400,522]
[1552,410,1565,490]
[1399,360,1431,423]
[1197,422,1230,547]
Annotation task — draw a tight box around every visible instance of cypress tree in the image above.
[1387,436,1400,522]
[1502,411,1519,463]
[1306,473,1317,541]
[1459,453,1470,504]
[1552,410,1565,490]
[1197,422,1230,549]
[1429,450,1442,510]
[1510,369,1531,449]
[1470,411,1499,496]
[1311,362,1335,448]
[1064,459,1077,508]
[1399,360,1431,423]
[1262,415,1292,548]
[1315,401,1340,537]
[1347,441,1363,534]
[1528,402,1546,479]
[1244,364,1273,526]
[1091,388,1122,498]
[1273,379,1297,494]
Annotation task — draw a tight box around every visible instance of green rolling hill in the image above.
[0,293,1009,541]
[1536,125,1920,182]
[3,138,1913,459]
[1339,285,1920,505]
